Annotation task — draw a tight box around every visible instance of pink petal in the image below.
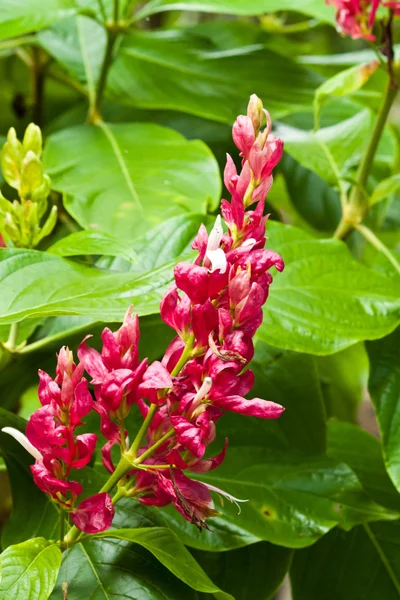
[70,492,115,533]
[212,395,284,419]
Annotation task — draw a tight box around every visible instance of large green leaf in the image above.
[260,221,400,354]
[0,247,177,324]
[91,528,233,599]
[277,110,398,187]
[0,0,79,41]
[38,15,106,105]
[243,342,327,455]
[106,30,321,123]
[165,447,397,550]
[0,409,58,548]
[317,343,369,422]
[0,537,62,599]
[47,230,137,261]
[51,539,200,600]
[193,542,292,600]
[327,421,400,513]
[134,0,334,22]
[44,121,220,240]
[278,155,341,233]
[290,522,400,599]
[367,328,400,493]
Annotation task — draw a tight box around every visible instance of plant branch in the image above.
[88,0,123,124]
[30,46,47,127]
[356,223,400,274]
[334,78,398,239]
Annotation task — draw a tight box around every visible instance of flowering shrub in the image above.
[0,2,399,600]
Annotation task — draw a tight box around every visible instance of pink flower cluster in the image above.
[327,0,400,40]
[6,95,285,534]
[27,348,115,533]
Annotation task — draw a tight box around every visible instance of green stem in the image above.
[31,46,46,127]
[129,404,157,459]
[334,79,398,239]
[87,29,118,123]
[356,224,400,274]
[6,323,19,352]
[134,429,175,465]
[171,334,194,377]
[59,507,65,542]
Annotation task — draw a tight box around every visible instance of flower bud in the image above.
[1,128,23,190]
[247,94,264,135]
[19,151,47,202]
[23,123,43,157]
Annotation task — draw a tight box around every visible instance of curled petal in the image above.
[170,416,206,459]
[174,263,209,304]
[78,336,107,383]
[212,394,284,418]
[138,361,173,405]
[70,492,115,533]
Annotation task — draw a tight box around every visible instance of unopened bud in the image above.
[20,151,46,202]
[1,128,23,190]
[247,94,264,135]
[23,123,43,157]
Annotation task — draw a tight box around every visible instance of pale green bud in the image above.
[19,151,46,202]
[1,128,23,190]
[22,123,43,157]
[247,94,264,135]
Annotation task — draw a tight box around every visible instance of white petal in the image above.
[206,215,223,252]
[1,427,43,460]
[193,377,212,404]
[206,248,227,274]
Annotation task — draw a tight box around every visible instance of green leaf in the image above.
[313,61,379,130]
[248,342,327,455]
[317,343,369,422]
[44,121,220,240]
[327,420,400,514]
[51,539,200,600]
[135,0,334,22]
[47,230,137,261]
[106,30,321,123]
[290,523,400,599]
[90,528,233,599]
[38,16,106,104]
[277,110,398,187]
[259,221,400,354]
[367,328,400,493]
[279,155,341,233]
[370,174,400,206]
[192,542,293,600]
[166,448,397,550]
[0,247,177,324]
[0,409,58,547]
[98,213,214,274]
[0,0,81,41]
[0,537,62,599]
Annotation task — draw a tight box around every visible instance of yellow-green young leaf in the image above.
[370,174,400,205]
[0,538,62,600]
[314,61,379,130]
